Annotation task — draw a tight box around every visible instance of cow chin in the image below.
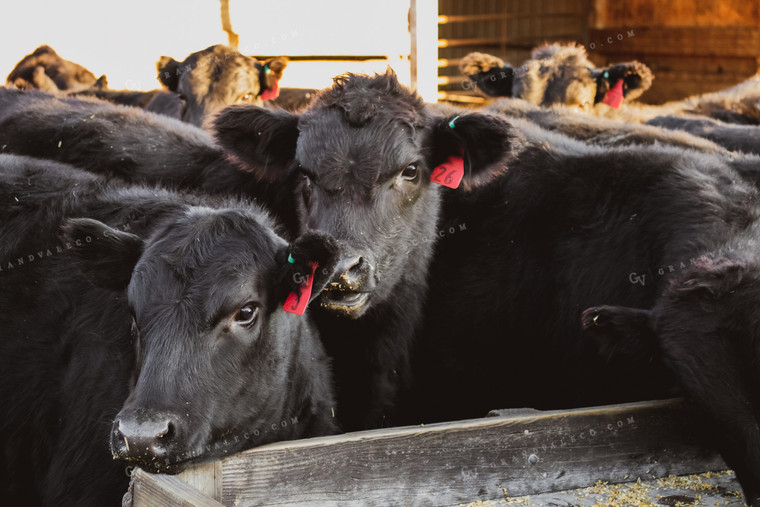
[318,289,372,318]
[114,439,225,475]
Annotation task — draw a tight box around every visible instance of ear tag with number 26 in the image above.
[431,116,465,189]
[430,155,465,189]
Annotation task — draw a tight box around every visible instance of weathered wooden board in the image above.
[126,468,224,507]
[141,399,723,506]
[176,462,222,500]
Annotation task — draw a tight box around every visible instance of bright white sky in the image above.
[0,0,413,91]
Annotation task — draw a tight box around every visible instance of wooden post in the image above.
[409,0,439,103]
[220,0,239,49]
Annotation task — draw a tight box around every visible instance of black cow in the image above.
[0,87,301,231]
[582,247,760,506]
[440,97,760,193]
[74,44,288,127]
[0,74,518,431]
[211,72,518,430]
[407,118,754,415]
[0,154,339,506]
[460,43,653,110]
[6,45,105,92]
[595,74,760,125]
[475,98,726,154]
[647,114,760,155]
[405,119,760,504]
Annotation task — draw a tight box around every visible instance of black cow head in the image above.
[62,211,339,472]
[461,44,653,110]
[6,45,103,93]
[156,44,287,127]
[214,70,521,318]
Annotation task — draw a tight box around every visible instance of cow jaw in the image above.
[319,288,371,316]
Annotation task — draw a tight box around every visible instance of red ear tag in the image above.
[430,155,465,189]
[261,79,280,101]
[284,261,317,315]
[602,79,624,109]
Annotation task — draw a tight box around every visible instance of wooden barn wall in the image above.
[438,0,760,105]
[588,0,760,103]
[438,0,591,102]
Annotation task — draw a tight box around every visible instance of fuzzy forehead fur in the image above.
[295,71,429,189]
[129,206,284,322]
[515,43,597,107]
[529,42,592,64]
[307,71,427,128]
[179,45,261,102]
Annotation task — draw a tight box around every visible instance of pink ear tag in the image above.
[261,79,280,101]
[602,79,624,109]
[284,261,317,315]
[430,155,465,189]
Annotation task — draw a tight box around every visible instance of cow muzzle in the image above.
[320,254,376,317]
[111,408,186,472]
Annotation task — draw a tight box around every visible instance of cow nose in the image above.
[335,255,374,289]
[111,410,178,463]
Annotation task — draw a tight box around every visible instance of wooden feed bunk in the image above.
[123,398,747,506]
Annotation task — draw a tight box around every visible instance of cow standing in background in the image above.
[7,44,289,127]
[78,44,288,127]
[461,44,760,128]
[0,154,339,506]
[460,43,654,111]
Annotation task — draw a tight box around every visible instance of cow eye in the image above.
[234,303,258,325]
[400,163,419,182]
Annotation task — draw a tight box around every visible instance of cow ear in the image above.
[595,61,653,103]
[156,56,181,91]
[262,57,288,81]
[459,52,514,97]
[91,74,109,91]
[675,257,747,299]
[213,106,299,181]
[62,218,144,291]
[428,112,522,190]
[275,232,340,309]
